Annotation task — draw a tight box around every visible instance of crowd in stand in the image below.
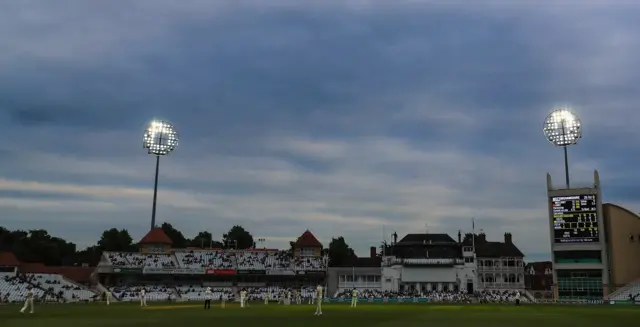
[476,290,526,303]
[104,249,327,271]
[174,250,235,269]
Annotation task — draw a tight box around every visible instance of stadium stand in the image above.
[175,250,235,269]
[607,279,640,301]
[0,273,48,302]
[236,251,268,270]
[177,285,233,301]
[110,285,174,301]
[29,273,95,301]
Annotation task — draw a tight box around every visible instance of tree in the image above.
[222,225,254,249]
[189,231,223,248]
[161,223,188,248]
[328,236,355,267]
[97,228,133,252]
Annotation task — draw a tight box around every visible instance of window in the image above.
[300,247,315,256]
[465,257,474,263]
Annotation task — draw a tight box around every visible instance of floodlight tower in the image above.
[543,108,582,189]
[142,120,179,231]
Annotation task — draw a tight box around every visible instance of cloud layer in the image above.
[2,1,640,260]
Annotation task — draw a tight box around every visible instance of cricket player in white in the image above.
[204,287,212,309]
[20,287,35,314]
[240,289,247,308]
[265,291,270,305]
[221,293,226,308]
[351,288,358,307]
[296,290,302,304]
[105,290,112,305]
[286,290,291,305]
[314,285,323,315]
[140,288,147,306]
[515,291,521,306]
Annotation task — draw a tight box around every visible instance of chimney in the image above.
[370,246,376,258]
[504,232,512,244]
[479,232,486,243]
[457,230,462,243]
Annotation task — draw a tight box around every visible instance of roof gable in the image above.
[140,228,173,245]
[0,252,20,266]
[295,230,322,247]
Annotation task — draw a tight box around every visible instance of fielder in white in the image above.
[139,288,147,307]
[240,289,247,308]
[20,287,35,314]
[351,288,358,307]
[105,290,112,305]
[264,291,270,305]
[314,285,323,316]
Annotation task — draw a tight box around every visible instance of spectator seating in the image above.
[110,285,174,302]
[177,285,233,301]
[125,253,177,268]
[608,280,640,301]
[0,273,48,303]
[104,252,130,266]
[476,290,528,303]
[245,286,284,300]
[175,250,234,269]
[236,251,269,270]
[29,273,95,301]
[264,251,292,269]
[292,256,327,271]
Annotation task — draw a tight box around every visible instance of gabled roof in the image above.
[525,261,552,275]
[294,230,322,248]
[332,256,381,268]
[0,252,20,266]
[462,233,524,258]
[398,233,456,244]
[139,228,172,245]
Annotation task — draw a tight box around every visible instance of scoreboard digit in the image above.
[551,194,599,243]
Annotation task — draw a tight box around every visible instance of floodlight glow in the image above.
[543,108,581,147]
[143,120,179,155]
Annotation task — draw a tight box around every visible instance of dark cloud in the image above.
[0,1,639,257]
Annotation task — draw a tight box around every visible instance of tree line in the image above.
[0,223,359,267]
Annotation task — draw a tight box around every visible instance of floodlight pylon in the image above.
[142,120,179,231]
[543,108,581,188]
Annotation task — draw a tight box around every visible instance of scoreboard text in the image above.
[551,195,599,243]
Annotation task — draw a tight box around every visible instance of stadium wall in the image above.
[401,267,456,282]
[603,203,640,291]
[327,267,381,295]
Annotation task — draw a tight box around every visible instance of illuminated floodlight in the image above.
[143,120,179,155]
[543,108,582,189]
[543,109,581,146]
[142,119,179,231]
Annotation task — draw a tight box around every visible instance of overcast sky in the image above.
[1,0,639,261]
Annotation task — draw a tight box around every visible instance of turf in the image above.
[0,302,638,327]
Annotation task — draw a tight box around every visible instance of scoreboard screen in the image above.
[551,195,599,243]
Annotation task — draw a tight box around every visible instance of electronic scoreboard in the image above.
[551,195,599,243]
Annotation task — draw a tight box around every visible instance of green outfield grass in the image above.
[0,302,637,327]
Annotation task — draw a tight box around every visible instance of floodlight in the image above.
[143,120,179,155]
[142,119,179,231]
[543,109,581,146]
[543,108,581,188]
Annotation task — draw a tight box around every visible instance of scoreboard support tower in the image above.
[546,170,610,302]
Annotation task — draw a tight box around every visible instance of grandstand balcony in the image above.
[477,282,524,290]
[387,258,464,267]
